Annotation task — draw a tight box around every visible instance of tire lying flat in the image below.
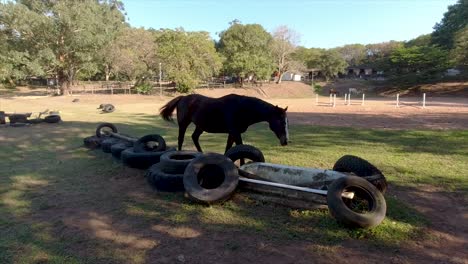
[83,136,102,149]
[333,155,388,193]
[146,163,185,192]
[121,147,176,169]
[159,150,202,174]
[184,153,239,204]
[101,138,122,153]
[111,142,134,159]
[43,115,61,123]
[327,176,386,228]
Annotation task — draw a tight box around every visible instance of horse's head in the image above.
[268,106,289,146]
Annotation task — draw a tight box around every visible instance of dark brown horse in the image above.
[160,94,289,152]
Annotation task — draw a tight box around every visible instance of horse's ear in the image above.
[284,106,288,112]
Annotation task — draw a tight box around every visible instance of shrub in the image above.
[135,83,153,95]
[313,84,322,93]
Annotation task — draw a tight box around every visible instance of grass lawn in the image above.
[0,111,467,263]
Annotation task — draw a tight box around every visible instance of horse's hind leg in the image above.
[177,121,190,151]
[191,126,204,152]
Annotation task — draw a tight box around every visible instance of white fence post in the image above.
[396,93,400,108]
[422,93,426,108]
[348,94,351,106]
[362,94,365,106]
[344,93,348,105]
[333,94,336,107]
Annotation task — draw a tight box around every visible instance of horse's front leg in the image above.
[233,133,243,146]
[225,134,235,153]
[232,133,246,166]
[192,127,204,152]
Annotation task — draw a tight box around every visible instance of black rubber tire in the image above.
[121,147,176,169]
[333,155,388,194]
[327,176,386,228]
[146,163,185,192]
[101,138,122,153]
[111,142,134,159]
[159,150,203,174]
[183,153,239,204]
[102,104,115,113]
[133,134,166,153]
[9,114,29,124]
[224,144,265,166]
[83,136,102,149]
[43,115,61,123]
[96,123,118,138]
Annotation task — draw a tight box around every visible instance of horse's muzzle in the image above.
[280,137,288,146]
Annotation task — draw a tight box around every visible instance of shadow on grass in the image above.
[0,116,466,263]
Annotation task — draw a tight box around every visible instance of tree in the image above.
[155,28,222,93]
[333,44,367,66]
[452,25,468,66]
[405,34,432,48]
[432,0,468,49]
[105,27,159,83]
[389,46,451,75]
[0,0,126,94]
[218,23,274,85]
[271,25,302,83]
[314,50,348,81]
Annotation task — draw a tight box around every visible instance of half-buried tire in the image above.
[133,134,166,153]
[159,150,203,174]
[96,123,118,138]
[101,138,122,153]
[333,155,388,194]
[121,147,176,169]
[111,141,134,160]
[183,153,239,204]
[224,144,265,166]
[146,163,185,192]
[327,176,386,228]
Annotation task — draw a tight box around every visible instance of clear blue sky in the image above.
[121,0,456,49]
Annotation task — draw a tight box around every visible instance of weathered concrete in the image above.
[240,162,348,188]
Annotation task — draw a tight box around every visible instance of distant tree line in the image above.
[0,0,466,94]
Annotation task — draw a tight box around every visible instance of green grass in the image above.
[0,113,467,263]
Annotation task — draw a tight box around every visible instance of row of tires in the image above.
[84,123,388,228]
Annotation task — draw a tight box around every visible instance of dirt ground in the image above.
[1,86,468,263]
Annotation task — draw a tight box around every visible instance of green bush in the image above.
[135,83,153,95]
[174,74,197,93]
[313,84,322,93]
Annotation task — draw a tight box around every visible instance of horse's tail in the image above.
[160,96,183,122]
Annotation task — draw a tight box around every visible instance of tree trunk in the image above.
[105,64,110,81]
[57,70,70,95]
[276,72,283,84]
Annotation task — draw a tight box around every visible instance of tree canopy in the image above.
[0,0,466,93]
[0,0,126,93]
[218,23,274,83]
